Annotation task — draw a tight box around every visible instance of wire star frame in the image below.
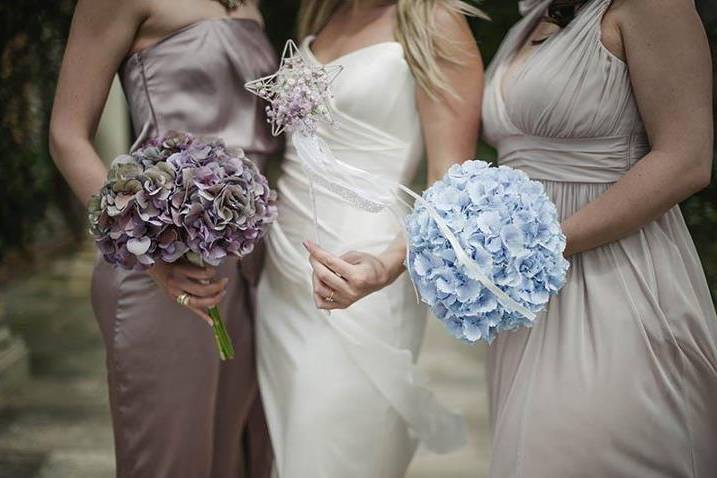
[245,40,344,136]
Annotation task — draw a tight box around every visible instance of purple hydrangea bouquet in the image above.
[405,160,570,343]
[88,132,277,360]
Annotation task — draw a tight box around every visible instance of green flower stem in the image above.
[208,306,235,361]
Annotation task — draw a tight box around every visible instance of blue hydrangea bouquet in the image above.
[405,160,570,343]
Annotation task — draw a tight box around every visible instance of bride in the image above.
[256,0,484,476]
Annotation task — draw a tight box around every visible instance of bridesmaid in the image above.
[49,0,279,477]
[482,0,716,476]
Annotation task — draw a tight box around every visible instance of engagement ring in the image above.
[177,293,191,307]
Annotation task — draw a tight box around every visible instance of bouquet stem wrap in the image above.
[208,306,235,361]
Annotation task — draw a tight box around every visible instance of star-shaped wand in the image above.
[245,40,344,137]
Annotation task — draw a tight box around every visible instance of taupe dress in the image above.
[482,1,717,476]
[91,18,279,478]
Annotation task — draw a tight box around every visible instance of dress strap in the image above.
[569,0,613,32]
[518,0,550,16]
[485,2,548,80]
[545,0,616,55]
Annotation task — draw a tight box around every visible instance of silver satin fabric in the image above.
[482,1,717,476]
[92,18,280,478]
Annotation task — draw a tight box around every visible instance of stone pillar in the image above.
[94,75,130,166]
[0,303,29,405]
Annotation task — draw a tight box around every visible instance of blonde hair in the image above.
[298,0,487,97]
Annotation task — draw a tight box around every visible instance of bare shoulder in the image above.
[601,0,703,61]
[612,0,699,19]
[609,0,702,33]
[74,0,150,24]
[432,0,482,62]
[432,1,475,39]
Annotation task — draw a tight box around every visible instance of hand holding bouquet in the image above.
[88,132,277,360]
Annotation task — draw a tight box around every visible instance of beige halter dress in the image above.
[481,1,717,476]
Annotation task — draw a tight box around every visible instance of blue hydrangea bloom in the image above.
[405,160,570,343]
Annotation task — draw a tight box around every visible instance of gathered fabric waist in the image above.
[497,133,650,183]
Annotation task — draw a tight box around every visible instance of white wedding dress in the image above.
[256,37,466,477]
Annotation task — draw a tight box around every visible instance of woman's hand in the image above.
[148,262,229,324]
[304,241,404,310]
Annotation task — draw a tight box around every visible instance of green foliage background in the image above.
[0,0,715,296]
[0,0,83,262]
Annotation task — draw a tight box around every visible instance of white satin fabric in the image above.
[256,38,466,478]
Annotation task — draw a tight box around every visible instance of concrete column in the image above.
[0,303,29,407]
[94,75,130,165]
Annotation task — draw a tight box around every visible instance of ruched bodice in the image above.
[298,37,422,183]
[303,38,423,162]
[273,37,424,269]
[483,0,648,183]
[482,2,717,477]
[120,18,280,160]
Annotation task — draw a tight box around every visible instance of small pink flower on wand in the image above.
[245,39,343,137]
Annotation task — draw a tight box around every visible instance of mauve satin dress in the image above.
[91,18,280,478]
[482,1,717,477]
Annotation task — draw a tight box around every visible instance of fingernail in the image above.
[302,241,310,250]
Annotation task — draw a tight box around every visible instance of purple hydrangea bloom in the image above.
[405,160,570,343]
[89,131,277,270]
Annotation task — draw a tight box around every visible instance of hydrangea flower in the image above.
[405,160,570,343]
[89,131,277,271]
[89,132,278,360]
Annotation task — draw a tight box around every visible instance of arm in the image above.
[50,0,227,323]
[306,9,484,310]
[561,0,713,256]
[50,0,147,205]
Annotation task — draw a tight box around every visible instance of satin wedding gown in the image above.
[256,37,465,477]
[482,1,717,476]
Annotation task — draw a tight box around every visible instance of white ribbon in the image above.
[292,131,536,322]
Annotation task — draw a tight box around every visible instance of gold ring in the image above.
[325,290,335,303]
[176,293,191,307]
